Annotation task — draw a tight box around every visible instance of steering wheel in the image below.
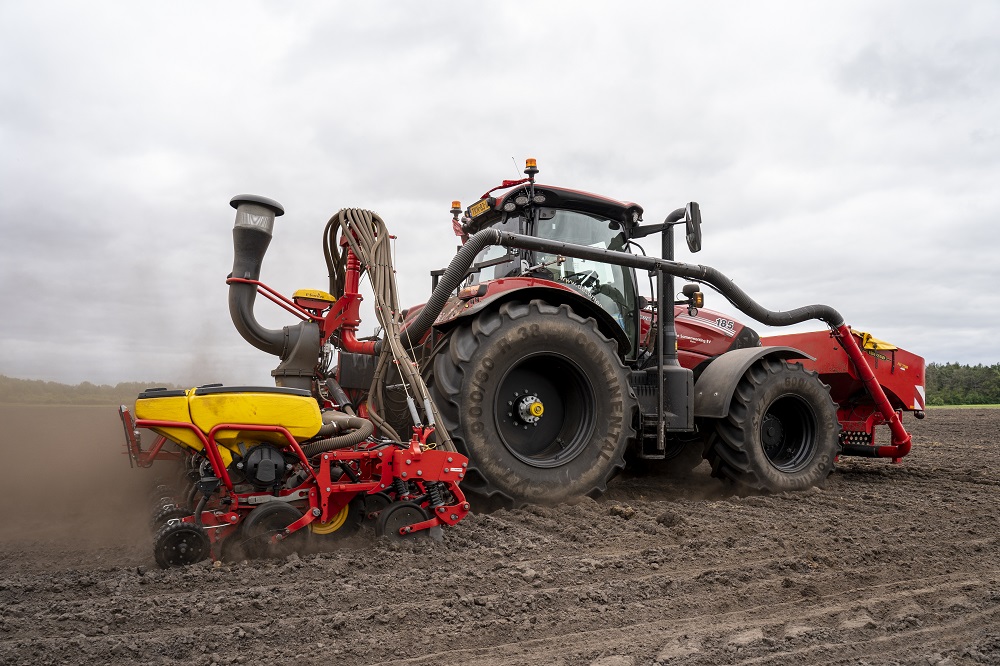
[594,283,630,312]
[564,270,600,289]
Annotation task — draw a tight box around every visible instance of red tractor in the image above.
[217,159,924,513]
[125,158,926,563]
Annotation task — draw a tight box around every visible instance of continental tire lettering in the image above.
[467,359,493,438]
[598,410,624,461]
[517,324,540,339]
[607,382,621,401]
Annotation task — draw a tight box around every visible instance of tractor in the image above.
[224,158,924,511]
[122,158,926,564]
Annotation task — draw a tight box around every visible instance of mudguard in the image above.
[432,278,632,359]
[693,346,814,418]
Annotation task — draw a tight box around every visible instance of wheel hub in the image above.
[493,354,595,469]
[761,413,785,450]
[761,396,818,472]
[512,394,544,425]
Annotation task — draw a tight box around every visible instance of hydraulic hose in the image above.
[490,231,847,328]
[395,226,844,347]
[398,228,502,348]
[302,415,374,457]
[334,208,457,450]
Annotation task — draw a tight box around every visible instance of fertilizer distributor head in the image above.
[230,194,284,280]
[226,195,322,391]
[228,195,287,357]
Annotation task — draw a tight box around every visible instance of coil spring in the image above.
[426,482,445,509]
[393,478,409,499]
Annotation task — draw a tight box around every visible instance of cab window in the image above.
[533,209,636,347]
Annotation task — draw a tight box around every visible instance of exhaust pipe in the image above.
[228,195,320,390]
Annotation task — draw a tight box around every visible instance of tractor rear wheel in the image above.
[705,358,839,492]
[427,299,636,510]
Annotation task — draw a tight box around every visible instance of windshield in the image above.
[466,208,637,353]
[534,209,637,348]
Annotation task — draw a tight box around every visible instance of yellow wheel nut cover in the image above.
[530,401,544,418]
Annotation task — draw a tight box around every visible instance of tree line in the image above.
[1,364,997,406]
[0,374,178,406]
[925,363,1000,406]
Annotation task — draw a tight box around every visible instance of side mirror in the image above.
[685,202,702,253]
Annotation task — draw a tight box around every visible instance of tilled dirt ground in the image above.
[0,405,998,666]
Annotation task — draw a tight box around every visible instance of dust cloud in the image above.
[0,404,162,550]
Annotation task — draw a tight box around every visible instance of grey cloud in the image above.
[837,41,999,106]
[1,1,998,385]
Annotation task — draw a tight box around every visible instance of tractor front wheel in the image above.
[705,358,839,492]
[428,299,636,510]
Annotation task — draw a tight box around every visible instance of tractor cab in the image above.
[457,165,646,354]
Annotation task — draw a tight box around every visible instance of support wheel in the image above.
[705,358,839,492]
[240,502,309,560]
[153,521,210,568]
[375,502,430,541]
[427,299,637,510]
[150,505,192,531]
[364,492,393,522]
[217,534,246,563]
[309,498,364,540]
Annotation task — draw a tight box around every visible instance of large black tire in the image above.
[427,299,637,510]
[705,358,839,492]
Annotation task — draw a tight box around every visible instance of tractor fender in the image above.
[693,346,814,418]
[433,281,632,359]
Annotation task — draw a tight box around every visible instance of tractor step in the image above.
[637,414,666,459]
[629,367,695,460]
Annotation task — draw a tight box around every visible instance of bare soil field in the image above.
[0,405,997,666]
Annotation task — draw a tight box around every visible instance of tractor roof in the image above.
[465,184,643,233]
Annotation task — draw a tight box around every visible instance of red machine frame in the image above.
[119,405,470,544]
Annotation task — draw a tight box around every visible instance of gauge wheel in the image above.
[150,505,193,531]
[310,497,364,539]
[375,502,431,541]
[240,502,309,560]
[153,521,211,568]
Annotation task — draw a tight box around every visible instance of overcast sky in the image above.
[2,1,998,386]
